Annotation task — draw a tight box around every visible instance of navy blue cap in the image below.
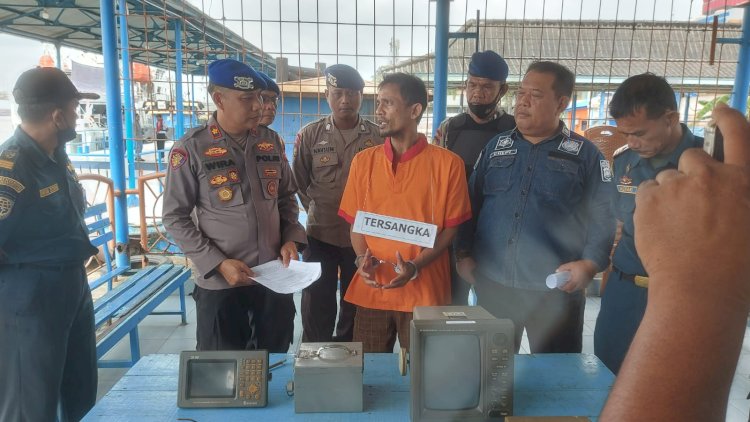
[208,59,267,91]
[258,72,280,95]
[324,64,365,91]
[468,51,509,82]
[14,67,99,105]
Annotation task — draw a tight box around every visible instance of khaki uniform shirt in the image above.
[292,115,382,247]
[163,115,307,290]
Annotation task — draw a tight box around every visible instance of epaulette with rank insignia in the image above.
[613,144,630,158]
[0,145,19,171]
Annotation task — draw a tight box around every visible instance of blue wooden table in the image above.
[84,353,614,421]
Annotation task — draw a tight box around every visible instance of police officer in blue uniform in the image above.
[594,73,703,374]
[455,62,615,353]
[0,67,100,421]
[432,50,516,305]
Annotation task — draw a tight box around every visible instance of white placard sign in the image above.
[352,211,437,248]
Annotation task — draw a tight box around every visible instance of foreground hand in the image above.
[383,250,416,289]
[217,259,256,286]
[634,102,750,305]
[557,259,598,293]
[279,241,298,267]
[456,256,477,284]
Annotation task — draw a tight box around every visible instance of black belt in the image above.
[1,262,81,272]
[612,267,649,288]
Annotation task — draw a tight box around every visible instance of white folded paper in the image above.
[250,260,322,294]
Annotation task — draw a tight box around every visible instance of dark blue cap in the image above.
[324,64,365,91]
[208,59,267,91]
[468,51,509,82]
[258,71,280,95]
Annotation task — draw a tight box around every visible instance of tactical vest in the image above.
[445,112,516,177]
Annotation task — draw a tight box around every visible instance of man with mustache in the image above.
[456,61,615,354]
[163,59,306,352]
[433,50,515,305]
[339,73,471,352]
[292,64,383,342]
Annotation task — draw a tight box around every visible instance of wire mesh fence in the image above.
[112,0,739,159]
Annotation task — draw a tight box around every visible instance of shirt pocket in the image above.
[207,182,245,208]
[257,164,282,200]
[483,156,515,193]
[540,155,583,204]
[312,153,339,183]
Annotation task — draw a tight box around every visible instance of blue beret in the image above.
[208,59,267,91]
[257,72,280,95]
[468,51,509,82]
[324,64,365,91]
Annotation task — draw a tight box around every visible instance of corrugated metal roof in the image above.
[0,0,317,79]
[384,19,740,92]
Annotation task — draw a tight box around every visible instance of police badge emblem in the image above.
[210,174,228,186]
[0,195,13,220]
[256,142,275,152]
[170,148,188,170]
[218,186,233,201]
[558,138,582,155]
[320,155,331,164]
[233,76,254,90]
[228,169,240,183]
[326,73,338,87]
[267,180,278,197]
[204,147,228,158]
[494,136,513,150]
[364,139,374,148]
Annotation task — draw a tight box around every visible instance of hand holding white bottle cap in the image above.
[546,270,572,289]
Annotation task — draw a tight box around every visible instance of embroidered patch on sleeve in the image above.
[170,148,188,170]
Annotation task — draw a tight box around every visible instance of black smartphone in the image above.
[704,124,724,162]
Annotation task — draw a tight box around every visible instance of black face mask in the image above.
[468,91,501,120]
[57,115,78,144]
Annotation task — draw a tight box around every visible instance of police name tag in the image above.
[352,211,437,248]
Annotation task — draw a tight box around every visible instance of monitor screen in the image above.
[186,359,237,399]
[422,334,481,410]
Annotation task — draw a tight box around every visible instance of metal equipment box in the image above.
[294,342,364,413]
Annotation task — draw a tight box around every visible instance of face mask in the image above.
[468,91,501,120]
[56,114,78,144]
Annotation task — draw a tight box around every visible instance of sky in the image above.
[0,0,715,93]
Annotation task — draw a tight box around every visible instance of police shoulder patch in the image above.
[613,144,630,158]
[170,148,188,170]
[0,176,24,193]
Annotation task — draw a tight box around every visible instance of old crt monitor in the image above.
[410,306,514,421]
[177,350,268,408]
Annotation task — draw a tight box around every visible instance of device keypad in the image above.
[238,358,265,401]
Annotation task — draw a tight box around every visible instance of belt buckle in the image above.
[634,275,649,288]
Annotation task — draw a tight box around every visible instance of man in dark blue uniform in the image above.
[433,50,516,305]
[455,61,615,353]
[594,73,703,374]
[0,67,100,421]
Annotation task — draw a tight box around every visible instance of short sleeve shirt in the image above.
[338,135,471,312]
